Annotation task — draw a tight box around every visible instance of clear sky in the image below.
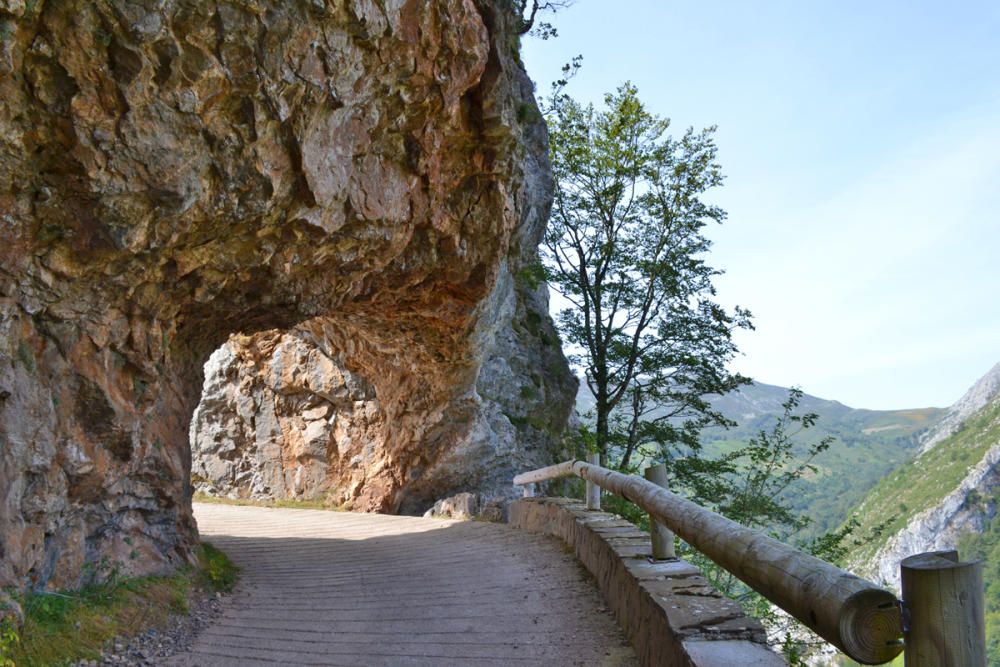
[522,0,1000,410]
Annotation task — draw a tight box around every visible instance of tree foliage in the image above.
[686,389,901,664]
[543,83,751,471]
[684,390,843,663]
[514,0,574,39]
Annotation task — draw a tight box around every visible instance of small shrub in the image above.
[198,543,239,593]
[0,616,19,667]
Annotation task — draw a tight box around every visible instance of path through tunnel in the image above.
[0,0,579,593]
[166,502,637,665]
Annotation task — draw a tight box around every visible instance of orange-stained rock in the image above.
[0,0,574,590]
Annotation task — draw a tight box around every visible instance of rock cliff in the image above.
[853,366,1000,591]
[869,437,1000,590]
[918,362,1000,454]
[0,0,574,591]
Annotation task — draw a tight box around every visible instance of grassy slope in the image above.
[701,405,942,538]
[0,543,238,667]
[846,394,1000,571]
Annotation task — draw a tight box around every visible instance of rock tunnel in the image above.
[0,0,576,592]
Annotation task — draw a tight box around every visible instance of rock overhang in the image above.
[0,0,575,590]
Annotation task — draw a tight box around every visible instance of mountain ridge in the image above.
[918,362,1000,454]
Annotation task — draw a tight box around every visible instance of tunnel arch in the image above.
[0,0,575,591]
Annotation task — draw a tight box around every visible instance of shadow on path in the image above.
[166,504,637,667]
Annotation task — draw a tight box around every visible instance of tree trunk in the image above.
[595,386,610,467]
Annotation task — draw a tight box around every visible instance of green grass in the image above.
[193,492,345,511]
[846,395,1000,572]
[197,543,239,594]
[0,543,238,667]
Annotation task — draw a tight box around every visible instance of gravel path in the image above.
[166,503,637,667]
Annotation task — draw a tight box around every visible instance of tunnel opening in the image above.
[188,330,383,509]
[0,0,580,596]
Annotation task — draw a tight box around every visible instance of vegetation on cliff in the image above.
[958,513,1000,663]
[846,393,1000,570]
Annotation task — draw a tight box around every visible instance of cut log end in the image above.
[838,588,904,664]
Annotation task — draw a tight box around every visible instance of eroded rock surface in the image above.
[190,333,382,502]
[868,441,1000,591]
[0,0,574,590]
[918,362,1000,454]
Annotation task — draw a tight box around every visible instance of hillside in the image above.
[577,382,945,536]
[847,376,1000,589]
[841,362,1000,664]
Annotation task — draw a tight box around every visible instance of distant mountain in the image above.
[701,382,945,536]
[701,381,941,445]
[576,381,946,537]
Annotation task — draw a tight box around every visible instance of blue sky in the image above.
[523,0,1000,410]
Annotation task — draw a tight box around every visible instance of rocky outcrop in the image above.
[868,439,1000,590]
[919,362,1000,454]
[190,332,381,502]
[857,366,1000,591]
[0,0,574,591]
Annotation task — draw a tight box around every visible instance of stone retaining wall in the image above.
[509,497,786,666]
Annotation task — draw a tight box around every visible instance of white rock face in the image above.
[863,364,1000,591]
[868,440,1000,590]
[919,362,1000,454]
[423,492,479,519]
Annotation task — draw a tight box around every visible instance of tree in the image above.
[514,1,574,39]
[542,83,752,471]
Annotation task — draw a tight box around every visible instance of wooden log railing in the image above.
[513,459,905,665]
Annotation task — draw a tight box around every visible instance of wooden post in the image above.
[522,482,534,498]
[643,464,675,559]
[901,550,985,667]
[585,452,601,510]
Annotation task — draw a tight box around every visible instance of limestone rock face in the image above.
[190,333,381,502]
[422,492,479,520]
[868,440,1000,590]
[858,366,1000,591]
[918,362,1000,454]
[0,0,574,590]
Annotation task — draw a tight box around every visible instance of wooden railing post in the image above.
[585,452,600,510]
[901,550,986,667]
[522,482,534,498]
[643,464,675,559]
